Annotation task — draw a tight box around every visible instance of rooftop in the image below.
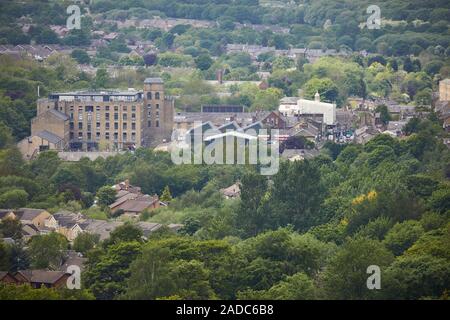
[144,77,164,84]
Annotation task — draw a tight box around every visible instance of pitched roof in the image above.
[48,108,70,121]
[16,208,47,221]
[0,209,15,220]
[16,270,68,284]
[35,130,63,144]
[137,221,163,238]
[83,220,123,241]
[22,224,40,237]
[53,211,85,228]
[220,183,241,198]
[117,196,159,213]
[144,77,164,84]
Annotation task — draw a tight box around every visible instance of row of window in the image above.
[70,122,137,131]
[70,131,136,142]
[71,113,137,121]
[148,120,160,127]
[69,106,137,112]
[146,92,161,100]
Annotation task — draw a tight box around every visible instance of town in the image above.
[0,0,449,302]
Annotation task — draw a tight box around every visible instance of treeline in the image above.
[1,0,449,56]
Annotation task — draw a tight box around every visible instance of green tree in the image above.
[271,160,325,231]
[236,172,268,237]
[28,233,68,269]
[71,49,91,64]
[160,185,172,203]
[303,78,339,103]
[238,272,316,300]
[73,233,100,254]
[107,223,143,245]
[96,186,117,208]
[375,104,391,125]
[93,68,109,89]
[194,54,213,71]
[383,221,425,256]
[84,241,142,299]
[320,237,394,299]
[0,218,23,240]
[0,189,28,209]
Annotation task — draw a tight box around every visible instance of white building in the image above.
[279,92,336,125]
[278,97,299,115]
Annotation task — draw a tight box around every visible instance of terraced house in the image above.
[18,78,174,159]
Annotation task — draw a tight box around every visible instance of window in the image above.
[114,122,118,130]
[96,132,100,140]
[105,132,110,140]
[87,132,91,140]
[131,132,136,142]
[70,132,74,139]
[123,123,127,130]
[147,104,151,110]
[78,132,83,139]
[148,120,151,127]
[114,113,118,120]
[123,133,127,141]
[87,124,91,132]
[96,112,100,121]
[132,106,136,112]
[123,113,127,121]
[78,122,83,130]
[114,133,118,141]
[96,122,100,128]
[70,106,74,111]
[70,122,74,130]
[78,113,83,121]
[114,106,118,111]
[123,106,127,111]
[96,106,101,111]
[156,104,160,109]
[105,113,110,121]
[131,113,136,120]
[156,111,159,116]
[155,92,160,100]
[156,120,159,127]
[147,92,152,100]
[105,122,110,130]
[132,122,136,130]
[105,106,110,111]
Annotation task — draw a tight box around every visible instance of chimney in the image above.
[314,91,320,102]
[216,69,223,84]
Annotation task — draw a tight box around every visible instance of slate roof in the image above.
[16,270,68,284]
[144,77,164,84]
[48,109,70,121]
[35,130,63,144]
[0,210,14,219]
[15,208,47,221]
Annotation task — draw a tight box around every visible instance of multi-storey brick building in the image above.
[18,78,174,159]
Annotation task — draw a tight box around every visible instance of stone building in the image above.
[18,78,174,158]
[439,79,450,102]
